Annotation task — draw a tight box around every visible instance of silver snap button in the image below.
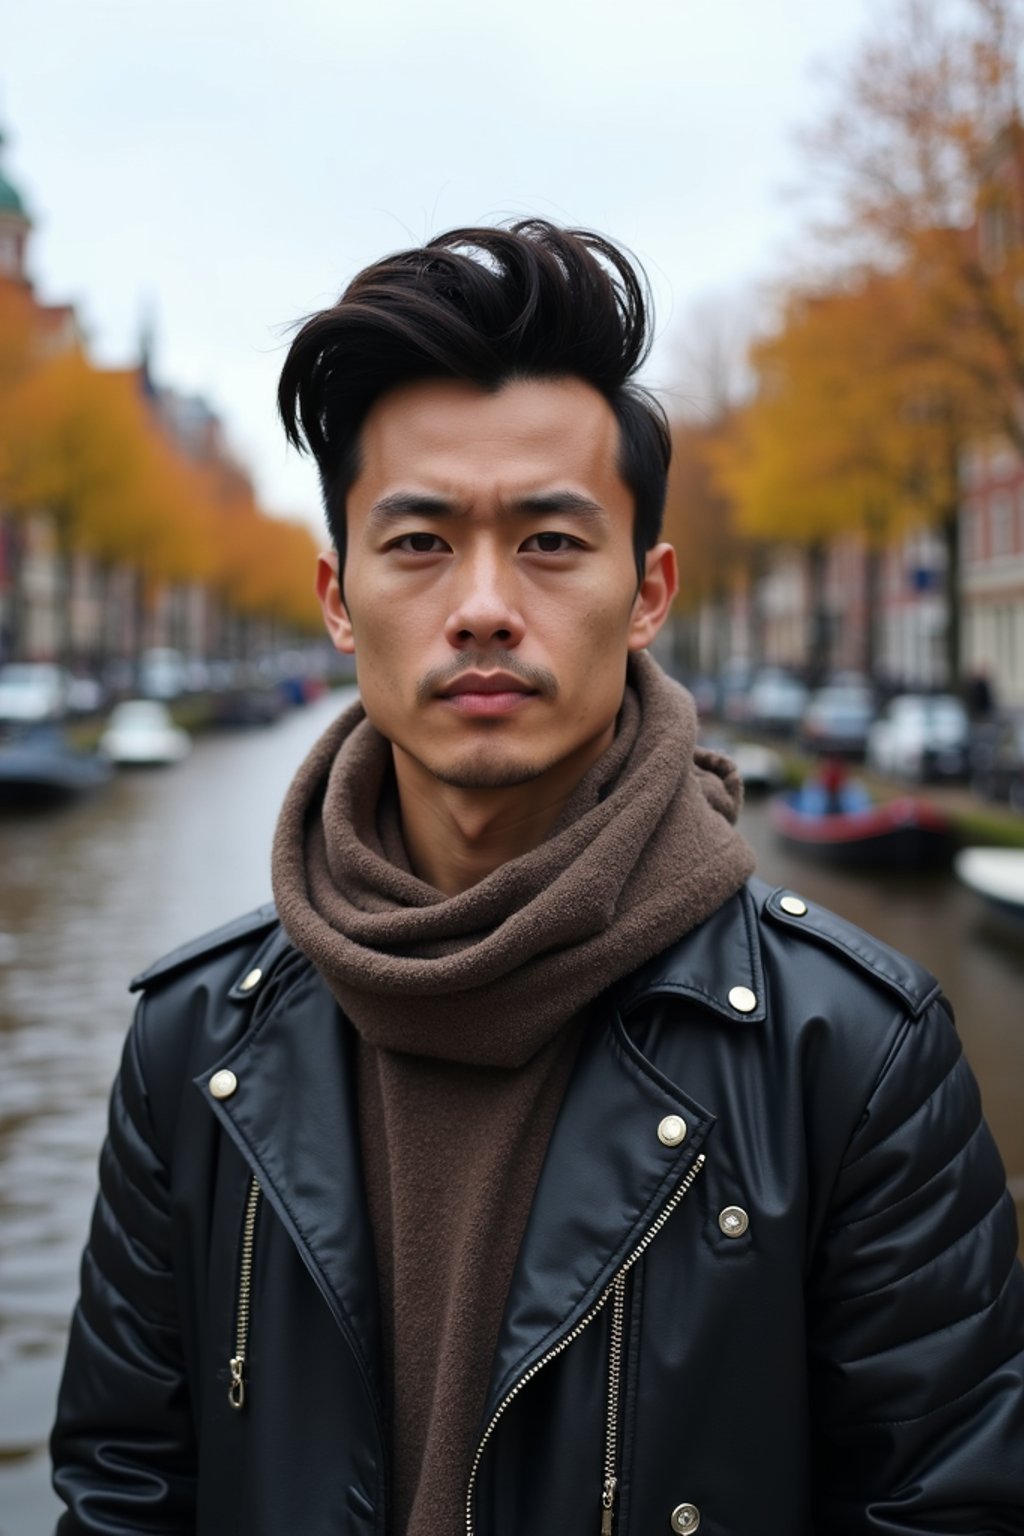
[209,1069,238,1100]
[727,985,757,1013]
[670,1503,701,1534]
[719,1205,749,1238]
[239,967,263,992]
[657,1114,688,1147]
[779,895,807,916]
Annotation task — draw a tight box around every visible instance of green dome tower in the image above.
[0,124,31,280]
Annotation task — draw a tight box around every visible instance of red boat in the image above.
[769,788,954,870]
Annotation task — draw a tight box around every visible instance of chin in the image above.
[427,749,552,791]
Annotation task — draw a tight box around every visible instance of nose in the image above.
[443,546,526,650]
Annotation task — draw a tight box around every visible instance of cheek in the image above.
[568,585,636,655]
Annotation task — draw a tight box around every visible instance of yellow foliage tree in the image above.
[662,414,751,674]
[720,268,974,675]
[0,283,320,659]
[797,0,1024,676]
[202,456,321,640]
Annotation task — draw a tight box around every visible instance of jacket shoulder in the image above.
[129,902,280,995]
[620,879,942,1025]
[750,876,942,1019]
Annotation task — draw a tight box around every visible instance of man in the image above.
[52,222,1024,1535]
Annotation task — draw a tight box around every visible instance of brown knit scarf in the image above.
[271,652,755,1536]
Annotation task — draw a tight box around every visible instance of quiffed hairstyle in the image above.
[277,219,671,583]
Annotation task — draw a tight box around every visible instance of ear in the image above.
[627,543,678,652]
[315,551,355,654]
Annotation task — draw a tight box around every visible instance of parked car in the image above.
[970,714,1024,812]
[866,694,970,781]
[685,675,719,718]
[746,669,809,735]
[66,673,106,715]
[799,685,876,758]
[719,658,754,724]
[99,700,191,767]
[0,662,70,724]
[138,647,188,702]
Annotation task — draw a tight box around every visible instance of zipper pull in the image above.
[228,1354,246,1410]
[601,1475,617,1535]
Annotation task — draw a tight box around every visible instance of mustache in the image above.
[416,653,559,706]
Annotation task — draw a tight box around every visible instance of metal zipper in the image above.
[464,1151,706,1536]
[601,1272,627,1536]
[228,1174,261,1410]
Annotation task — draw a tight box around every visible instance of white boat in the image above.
[954,847,1024,920]
[99,700,191,767]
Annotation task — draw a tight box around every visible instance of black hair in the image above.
[277,219,671,584]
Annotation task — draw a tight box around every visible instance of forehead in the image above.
[350,376,628,505]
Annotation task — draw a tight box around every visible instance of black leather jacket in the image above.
[51,879,1024,1535]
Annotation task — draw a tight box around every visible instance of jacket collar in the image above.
[614,881,767,1025]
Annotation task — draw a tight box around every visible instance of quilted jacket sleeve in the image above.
[809,990,1024,1533]
[50,1000,196,1533]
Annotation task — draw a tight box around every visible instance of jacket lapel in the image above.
[482,1005,717,1424]
[197,955,384,1409]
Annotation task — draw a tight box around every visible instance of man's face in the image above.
[317,375,675,792]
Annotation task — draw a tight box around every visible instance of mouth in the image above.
[436,671,540,716]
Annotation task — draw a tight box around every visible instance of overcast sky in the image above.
[1,0,876,535]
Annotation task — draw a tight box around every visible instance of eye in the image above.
[521,532,583,553]
[391,532,448,553]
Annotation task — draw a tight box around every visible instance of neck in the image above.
[393,728,615,895]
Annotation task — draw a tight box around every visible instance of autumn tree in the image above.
[202,454,321,651]
[0,350,209,663]
[721,258,985,680]
[797,0,1024,677]
[662,417,748,676]
[1,282,320,663]
[662,297,756,674]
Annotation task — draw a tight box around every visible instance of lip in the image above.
[436,671,539,717]
[437,671,535,698]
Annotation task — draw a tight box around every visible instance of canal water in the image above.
[0,696,1021,1534]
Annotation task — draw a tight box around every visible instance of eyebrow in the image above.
[367,489,608,523]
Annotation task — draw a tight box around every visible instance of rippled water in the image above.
[0,691,355,1534]
[0,703,1020,1533]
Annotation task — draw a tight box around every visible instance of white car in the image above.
[138,647,188,701]
[0,662,70,723]
[867,694,969,781]
[99,700,191,767]
[746,670,809,734]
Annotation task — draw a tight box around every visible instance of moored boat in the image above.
[769,786,954,870]
[954,847,1024,920]
[0,726,113,808]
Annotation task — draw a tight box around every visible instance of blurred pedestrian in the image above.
[965,668,996,722]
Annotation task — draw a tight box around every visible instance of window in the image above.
[991,493,1014,557]
[960,501,982,564]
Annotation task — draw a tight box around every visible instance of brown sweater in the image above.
[358,1020,585,1534]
